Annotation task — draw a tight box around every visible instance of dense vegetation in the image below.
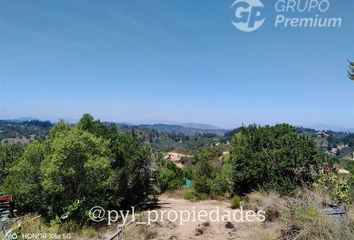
[155,124,354,205]
[0,120,52,141]
[0,114,152,226]
[154,155,184,192]
[230,124,321,194]
[1,119,352,158]
[0,143,23,185]
[0,115,353,234]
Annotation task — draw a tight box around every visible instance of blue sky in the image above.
[0,0,353,129]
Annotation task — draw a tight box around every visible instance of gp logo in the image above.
[231,0,265,32]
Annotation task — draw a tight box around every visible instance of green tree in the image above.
[77,114,153,208]
[2,142,43,211]
[77,113,108,137]
[230,124,321,194]
[210,156,232,195]
[109,131,152,207]
[40,124,112,221]
[193,160,214,194]
[2,114,153,224]
[155,155,184,192]
[0,143,22,186]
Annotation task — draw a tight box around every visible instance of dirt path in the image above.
[121,196,265,240]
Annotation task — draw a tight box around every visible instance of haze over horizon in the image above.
[1,0,354,129]
[2,115,354,133]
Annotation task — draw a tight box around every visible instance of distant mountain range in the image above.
[0,119,227,140]
[306,124,354,133]
[3,117,353,133]
[132,119,221,130]
[123,124,227,136]
[181,123,220,130]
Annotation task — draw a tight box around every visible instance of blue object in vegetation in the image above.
[185,179,193,187]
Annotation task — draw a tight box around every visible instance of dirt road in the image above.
[120,196,266,240]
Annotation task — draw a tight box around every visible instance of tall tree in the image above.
[230,124,322,194]
[40,124,112,220]
[109,131,152,207]
[77,113,107,137]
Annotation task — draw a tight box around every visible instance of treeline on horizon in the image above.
[1,118,353,148]
[2,117,354,161]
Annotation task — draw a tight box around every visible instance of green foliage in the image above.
[50,200,82,225]
[183,190,196,200]
[192,147,222,164]
[2,142,44,210]
[119,125,226,153]
[41,125,112,221]
[60,199,81,221]
[280,203,326,238]
[0,143,22,186]
[2,114,153,224]
[211,159,232,195]
[230,195,241,209]
[294,204,323,223]
[193,160,214,194]
[176,145,232,199]
[182,167,194,180]
[0,120,52,140]
[77,113,109,137]
[343,161,354,201]
[155,155,184,192]
[229,124,322,194]
[314,172,351,203]
[109,131,152,207]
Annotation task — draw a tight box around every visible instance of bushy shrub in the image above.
[155,156,184,192]
[193,160,214,194]
[314,171,351,204]
[210,160,232,196]
[230,195,241,209]
[108,130,152,208]
[230,124,322,194]
[183,190,196,200]
[41,124,112,221]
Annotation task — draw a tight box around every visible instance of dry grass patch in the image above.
[244,189,354,240]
